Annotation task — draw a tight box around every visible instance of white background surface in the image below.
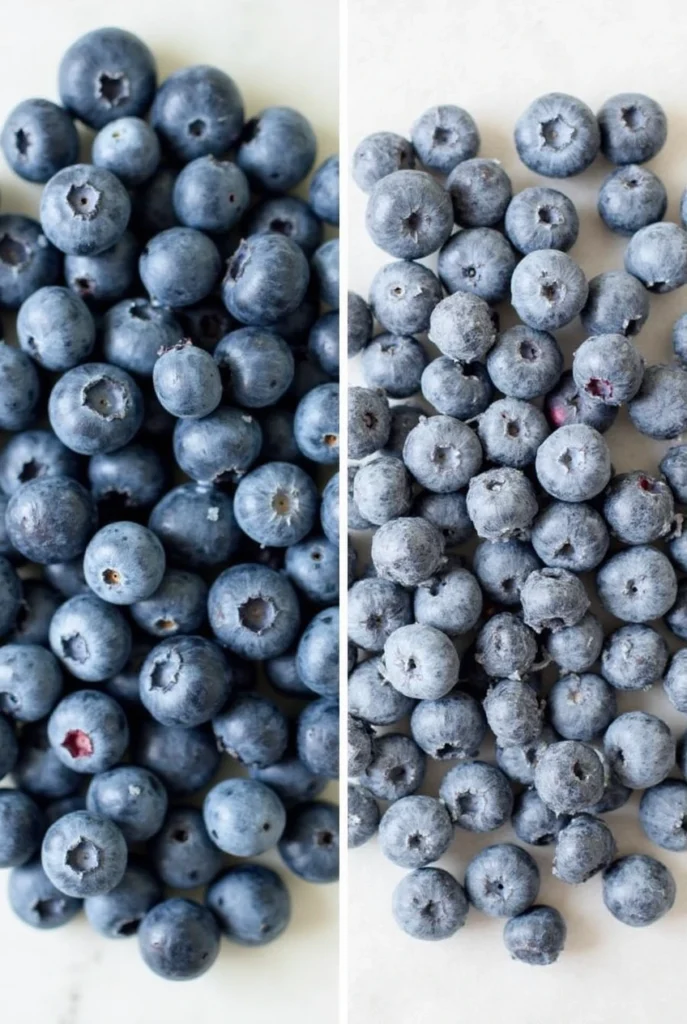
[347,1,687,1021]
[0,3,339,1022]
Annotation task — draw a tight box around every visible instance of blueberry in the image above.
[88,444,166,519]
[59,28,156,129]
[581,270,650,338]
[379,795,453,868]
[348,386,391,459]
[421,357,493,421]
[285,536,339,605]
[50,594,131,683]
[348,291,373,356]
[625,222,687,293]
[214,327,297,409]
[573,335,644,408]
[472,539,541,606]
[17,285,95,371]
[207,865,291,948]
[487,325,564,400]
[515,93,599,177]
[233,461,319,548]
[8,858,81,929]
[208,563,300,659]
[535,424,611,502]
[596,546,677,622]
[511,249,588,331]
[531,501,609,573]
[138,898,220,980]
[352,455,411,526]
[297,698,339,777]
[86,765,166,844]
[384,623,459,700]
[151,65,244,162]
[213,693,288,769]
[360,733,425,801]
[83,522,165,606]
[41,810,127,897]
[428,293,496,365]
[92,115,160,186]
[308,312,339,379]
[0,714,18,780]
[48,689,129,775]
[278,800,338,883]
[484,680,543,748]
[311,238,339,308]
[6,478,97,565]
[0,790,44,868]
[237,106,315,189]
[465,843,540,917]
[135,721,218,796]
[534,740,605,814]
[172,155,249,233]
[130,569,207,639]
[348,657,415,726]
[204,778,285,857]
[411,104,479,172]
[546,613,604,674]
[440,761,513,832]
[348,715,374,777]
[601,624,668,691]
[403,415,482,493]
[598,93,667,165]
[477,398,549,469]
[603,711,675,788]
[361,333,426,398]
[347,466,371,531]
[475,613,538,679]
[85,863,160,939]
[152,341,222,420]
[139,635,231,728]
[553,813,616,885]
[521,567,589,633]
[410,693,484,762]
[604,471,674,545]
[673,314,687,365]
[368,261,439,338]
[603,855,675,927]
[466,467,538,542]
[102,297,183,377]
[2,98,78,183]
[66,226,140,301]
[348,784,380,849]
[512,787,567,847]
[414,564,482,636]
[252,755,326,808]
[548,673,616,742]
[134,166,179,237]
[246,195,323,259]
[40,164,131,258]
[438,227,516,304]
[173,406,262,484]
[0,557,22,638]
[496,726,557,787]
[414,491,474,549]
[366,170,453,259]
[628,364,687,439]
[353,132,416,192]
[447,158,512,227]
[545,370,619,433]
[0,644,63,722]
[0,429,80,496]
[223,234,309,325]
[12,721,80,800]
[298,607,344,698]
[505,186,579,254]
[309,154,339,225]
[392,866,468,941]
[637,779,687,852]
[503,905,566,965]
[139,226,221,307]
[148,482,240,568]
[598,165,667,236]
[150,806,222,890]
[49,362,144,456]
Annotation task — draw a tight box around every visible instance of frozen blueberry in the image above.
[421,357,493,420]
[403,415,482,494]
[473,539,541,606]
[135,721,218,796]
[414,491,474,549]
[0,644,63,723]
[548,673,616,742]
[521,568,589,634]
[360,732,426,801]
[361,333,426,398]
[348,386,391,459]
[545,614,604,674]
[0,790,44,868]
[477,398,549,469]
[475,613,538,680]
[505,186,579,254]
[151,64,244,161]
[604,711,674,789]
[465,843,540,917]
[208,564,300,660]
[601,624,668,692]
[392,866,468,941]
[603,854,675,927]
[138,898,220,981]
[660,447,687,505]
[574,335,644,409]
[411,104,479,173]
[531,502,609,572]
[40,164,130,257]
[428,291,496,364]
[41,810,127,897]
[17,286,95,371]
[581,270,650,338]
[447,158,511,227]
[663,648,687,712]
[278,800,339,884]
[535,424,611,502]
[598,164,667,236]
[598,93,667,165]
[86,765,167,842]
[348,291,373,356]
[410,692,486,761]
[384,623,459,700]
[309,154,339,224]
[503,905,566,966]
[637,779,687,852]
[534,740,604,814]
[440,761,513,832]
[369,261,441,337]
[371,516,445,587]
[352,456,411,526]
[347,578,413,653]
[414,565,482,636]
[237,106,315,190]
[2,98,78,183]
[365,169,453,259]
[511,249,588,331]
[379,796,453,868]
[8,858,81,930]
[58,27,156,129]
[515,93,599,177]
[603,471,674,545]
[625,222,687,293]
[496,726,557,787]
[438,227,516,304]
[553,813,616,885]
[597,546,677,622]
[512,787,567,847]
[545,370,619,434]
[487,326,563,402]
[348,657,415,726]
[466,467,538,542]
[483,680,543,748]
[348,715,373,777]
[629,364,687,439]
[348,785,380,849]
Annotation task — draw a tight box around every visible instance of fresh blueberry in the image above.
[447,158,512,227]
[536,424,611,502]
[285,536,339,605]
[213,693,288,769]
[237,106,315,189]
[17,286,94,371]
[223,234,309,325]
[604,711,674,789]
[308,312,339,379]
[88,443,166,520]
[203,778,285,857]
[601,624,668,691]
[603,854,675,927]
[85,863,161,939]
[172,155,249,233]
[0,429,80,496]
[208,563,300,659]
[6,478,97,565]
[545,613,604,674]
[134,166,179,237]
[152,64,244,161]
[505,186,579,254]
[48,689,129,775]
[296,698,339,777]
[148,482,239,569]
[212,329,295,412]
[483,680,543,748]
[173,406,262,484]
[63,230,138,304]
[365,170,452,259]
[0,644,62,722]
[0,714,18,780]
[83,522,165,606]
[514,93,599,177]
[152,341,222,420]
[11,720,80,800]
[278,800,338,883]
[233,461,318,548]
[150,806,222,889]
[625,221,687,293]
[0,557,22,638]
[465,843,540,917]
[85,765,166,844]
[49,362,143,456]
[135,720,218,796]
[252,755,326,808]
[41,810,127,897]
[0,215,61,310]
[438,227,516,303]
[545,370,619,433]
[392,866,468,941]
[628,364,687,439]
[139,635,231,728]
[294,383,339,464]
[596,546,677,622]
[130,569,207,639]
[2,98,78,183]
[598,93,667,164]
[92,115,160,186]
[472,539,541,605]
[40,164,130,257]
[0,790,44,868]
[102,297,183,377]
[246,194,323,256]
[139,227,220,307]
[309,154,339,224]
[8,858,81,929]
[138,898,220,980]
[598,164,667,235]
[379,795,453,868]
[49,593,131,681]
[207,865,290,946]
[311,238,339,308]
[352,131,415,192]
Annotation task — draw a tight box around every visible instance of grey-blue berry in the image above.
[410,692,486,761]
[535,424,611,501]
[514,93,599,177]
[447,158,512,227]
[464,843,540,917]
[581,270,650,338]
[511,249,588,331]
[598,93,667,165]
[596,546,677,622]
[546,613,604,674]
[438,227,516,303]
[483,680,543,748]
[603,711,675,788]
[392,866,468,941]
[625,222,687,293]
[466,467,538,542]
[369,260,442,336]
[505,186,579,254]
[411,104,479,174]
[365,170,453,259]
[598,164,667,236]
[440,761,513,832]
[553,814,616,884]
[603,854,675,927]
[379,795,453,868]
[601,624,668,692]
[384,623,459,700]
[534,740,605,814]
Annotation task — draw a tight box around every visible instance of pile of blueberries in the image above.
[0,26,340,982]
[347,92,687,965]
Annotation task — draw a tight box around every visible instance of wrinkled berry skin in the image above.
[545,370,618,434]
[392,866,468,941]
[546,614,604,674]
[410,693,486,761]
[59,28,157,129]
[384,624,459,700]
[603,472,674,545]
[360,733,426,802]
[348,784,380,849]
[151,65,244,162]
[598,93,667,165]
[553,814,616,884]
[2,99,79,183]
[601,624,668,692]
[365,170,453,260]
[484,680,543,749]
[440,762,513,832]
[534,741,605,814]
[515,93,600,177]
[603,855,675,927]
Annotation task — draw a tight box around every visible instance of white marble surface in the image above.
[0,3,338,1021]
[347,0,687,1021]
